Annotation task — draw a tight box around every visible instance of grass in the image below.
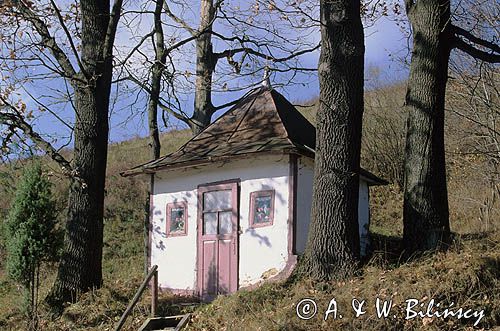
[0,129,193,331]
[0,270,24,329]
[0,83,499,330]
[187,231,500,330]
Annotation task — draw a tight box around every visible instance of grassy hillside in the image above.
[189,231,500,330]
[0,129,192,330]
[185,80,500,330]
[0,81,499,330]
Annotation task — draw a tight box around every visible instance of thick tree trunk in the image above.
[190,0,216,134]
[47,0,112,306]
[300,0,364,280]
[402,0,452,253]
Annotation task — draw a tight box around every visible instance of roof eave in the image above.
[121,148,310,177]
[359,169,390,186]
[291,145,389,186]
[122,146,389,186]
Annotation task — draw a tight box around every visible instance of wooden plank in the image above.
[115,265,159,331]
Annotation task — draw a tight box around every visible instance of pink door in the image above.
[197,181,239,300]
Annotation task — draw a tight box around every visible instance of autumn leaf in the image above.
[20,102,27,113]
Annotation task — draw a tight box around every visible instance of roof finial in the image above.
[262,66,271,88]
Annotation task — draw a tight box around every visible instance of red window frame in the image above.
[249,190,275,228]
[166,201,188,236]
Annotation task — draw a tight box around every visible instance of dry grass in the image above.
[0,129,192,330]
[0,209,195,331]
[0,82,499,330]
[188,232,500,330]
[184,81,500,330]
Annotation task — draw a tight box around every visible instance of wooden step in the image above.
[138,314,191,331]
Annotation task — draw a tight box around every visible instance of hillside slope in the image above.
[0,81,498,330]
[189,231,500,330]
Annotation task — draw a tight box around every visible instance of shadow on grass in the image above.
[455,231,491,241]
[157,295,201,317]
[366,231,404,268]
[108,287,131,303]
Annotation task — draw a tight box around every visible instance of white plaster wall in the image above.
[151,154,291,291]
[150,181,198,291]
[295,156,371,256]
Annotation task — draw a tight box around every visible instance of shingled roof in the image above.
[122,86,387,185]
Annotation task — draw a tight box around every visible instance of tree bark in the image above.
[300,0,364,280]
[46,0,115,306]
[402,0,452,253]
[191,0,217,134]
[142,0,165,277]
[148,64,162,160]
[147,0,165,160]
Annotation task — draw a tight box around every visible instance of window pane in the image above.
[253,195,272,224]
[219,211,233,234]
[203,190,231,211]
[170,207,185,233]
[203,212,217,235]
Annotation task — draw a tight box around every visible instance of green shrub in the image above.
[3,162,62,330]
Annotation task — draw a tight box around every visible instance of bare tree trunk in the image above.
[46,0,117,306]
[191,0,216,134]
[148,74,161,160]
[147,0,165,160]
[402,0,452,253]
[140,0,167,276]
[300,0,364,280]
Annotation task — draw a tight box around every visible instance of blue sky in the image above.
[105,15,409,142]
[110,15,409,142]
[9,6,410,150]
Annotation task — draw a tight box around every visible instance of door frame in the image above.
[196,179,240,299]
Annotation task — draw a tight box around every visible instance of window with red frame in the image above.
[166,202,188,236]
[249,190,275,228]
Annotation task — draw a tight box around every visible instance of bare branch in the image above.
[158,102,192,126]
[15,0,79,81]
[212,98,240,111]
[215,41,320,64]
[163,1,197,36]
[103,0,123,60]
[452,25,500,54]
[0,98,73,174]
[49,0,87,76]
[453,36,500,63]
[21,88,74,132]
[119,31,155,65]
[165,31,207,53]
[124,74,192,126]
[271,66,317,72]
